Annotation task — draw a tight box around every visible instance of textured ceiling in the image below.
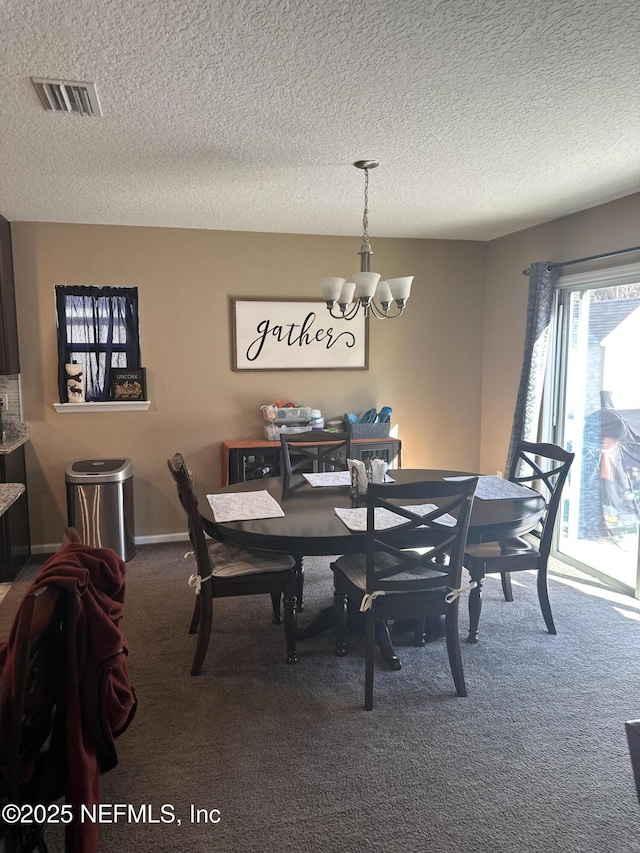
[1,0,639,240]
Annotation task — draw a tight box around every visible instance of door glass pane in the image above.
[557,283,640,593]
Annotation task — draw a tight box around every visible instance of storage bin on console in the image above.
[262,405,312,423]
[263,423,310,441]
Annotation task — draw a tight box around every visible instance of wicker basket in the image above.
[349,422,391,439]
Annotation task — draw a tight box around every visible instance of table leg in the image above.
[297,604,403,670]
[392,616,446,643]
[375,620,402,670]
[296,605,334,640]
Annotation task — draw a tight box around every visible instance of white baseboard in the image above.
[135,532,191,545]
[31,531,190,555]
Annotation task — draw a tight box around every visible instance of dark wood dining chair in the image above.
[279,429,352,475]
[464,440,575,644]
[167,453,298,675]
[280,430,352,610]
[331,477,478,710]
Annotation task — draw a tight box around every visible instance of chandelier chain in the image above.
[362,167,370,242]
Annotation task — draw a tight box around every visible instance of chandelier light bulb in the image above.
[387,277,413,303]
[321,277,346,306]
[353,272,380,301]
[338,281,356,306]
[376,280,392,307]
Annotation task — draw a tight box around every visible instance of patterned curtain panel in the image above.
[505,261,559,473]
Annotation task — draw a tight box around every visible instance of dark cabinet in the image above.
[351,440,401,469]
[0,214,20,375]
[221,438,402,486]
[0,446,31,581]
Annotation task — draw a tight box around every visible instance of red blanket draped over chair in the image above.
[0,542,137,853]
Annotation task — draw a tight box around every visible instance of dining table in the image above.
[199,468,546,667]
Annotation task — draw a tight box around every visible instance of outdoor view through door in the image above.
[555,264,640,597]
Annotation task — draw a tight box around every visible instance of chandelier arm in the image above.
[368,301,405,320]
[343,302,361,320]
[328,303,360,321]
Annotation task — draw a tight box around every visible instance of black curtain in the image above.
[55,286,140,402]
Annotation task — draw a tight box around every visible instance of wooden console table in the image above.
[220,437,402,487]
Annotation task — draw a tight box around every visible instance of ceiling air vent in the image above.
[31,78,102,117]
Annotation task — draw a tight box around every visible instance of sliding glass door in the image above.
[553,264,640,597]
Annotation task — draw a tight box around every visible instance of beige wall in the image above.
[480,191,640,476]
[11,223,486,548]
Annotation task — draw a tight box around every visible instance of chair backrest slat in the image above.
[167,453,211,578]
[280,430,352,476]
[507,440,575,557]
[364,478,478,596]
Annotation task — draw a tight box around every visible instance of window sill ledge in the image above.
[53,402,150,413]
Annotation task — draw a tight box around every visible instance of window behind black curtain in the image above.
[55,286,141,402]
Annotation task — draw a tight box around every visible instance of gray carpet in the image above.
[2,545,639,853]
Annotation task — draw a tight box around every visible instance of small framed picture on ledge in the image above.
[110,367,147,401]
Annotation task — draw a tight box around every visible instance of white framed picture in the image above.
[231,298,368,371]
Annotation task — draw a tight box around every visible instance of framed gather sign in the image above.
[231,298,368,371]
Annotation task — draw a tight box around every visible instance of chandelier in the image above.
[321,160,413,320]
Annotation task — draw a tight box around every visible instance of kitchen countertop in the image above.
[0,422,29,454]
[0,483,25,515]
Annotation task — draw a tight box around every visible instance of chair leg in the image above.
[270,592,282,624]
[364,610,376,711]
[625,720,640,804]
[445,603,467,697]
[466,574,484,644]
[501,572,514,601]
[191,587,213,676]
[282,575,298,664]
[334,583,348,656]
[536,563,557,634]
[295,556,304,612]
[189,597,199,634]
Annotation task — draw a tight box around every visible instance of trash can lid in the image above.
[65,458,133,483]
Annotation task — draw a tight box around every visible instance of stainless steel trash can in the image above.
[65,458,135,561]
